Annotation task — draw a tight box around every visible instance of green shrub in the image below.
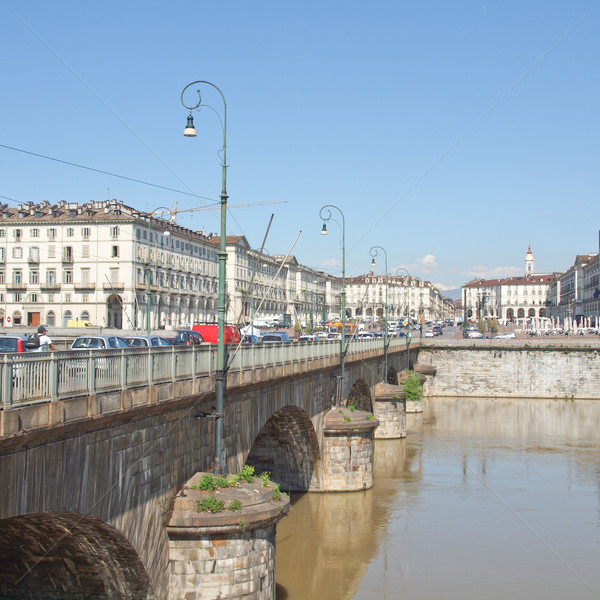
[239,465,255,483]
[272,483,281,501]
[401,371,423,402]
[197,495,225,513]
[259,471,271,487]
[191,473,216,492]
[229,499,243,513]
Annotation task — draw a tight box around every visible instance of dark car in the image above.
[0,334,30,353]
[70,335,130,349]
[167,329,204,346]
[124,335,173,348]
[261,331,291,343]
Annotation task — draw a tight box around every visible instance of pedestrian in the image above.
[31,325,56,352]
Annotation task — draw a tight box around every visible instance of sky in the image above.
[1,1,599,292]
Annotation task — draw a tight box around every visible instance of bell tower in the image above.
[525,245,534,275]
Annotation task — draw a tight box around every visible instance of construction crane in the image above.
[148,200,286,224]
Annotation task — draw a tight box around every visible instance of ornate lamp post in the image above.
[145,207,171,335]
[396,268,411,370]
[319,204,346,404]
[370,246,389,381]
[181,80,228,474]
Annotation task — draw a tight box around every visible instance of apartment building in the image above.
[462,247,555,323]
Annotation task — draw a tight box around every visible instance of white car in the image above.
[425,329,435,338]
[468,331,484,338]
[494,332,516,339]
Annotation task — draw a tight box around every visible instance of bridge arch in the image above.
[0,511,151,599]
[245,405,321,493]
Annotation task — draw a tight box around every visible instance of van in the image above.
[67,320,92,328]
[192,324,240,345]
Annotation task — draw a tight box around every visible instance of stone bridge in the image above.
[0,342,415,599]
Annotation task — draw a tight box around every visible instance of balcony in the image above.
[74,283,96,291]
[28,256,40,264]
[6,283,27,291]
[40,282,61,291]
[102,282,125,291]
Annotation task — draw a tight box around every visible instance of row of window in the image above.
[136,228,216,259]
[0,226,119,239]
[4,292,93,303]
[0,268,119,285]
[2,245,120,261]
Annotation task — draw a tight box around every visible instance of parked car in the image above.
[297,334,319,342]
[468,331,484,339]
[326,332,342,340]
[425,329,435,338]
[240,334,261,344]
[166,330,204,346]
[261,332,291,343]
[494,332,516,339]
[70,335,130,349]
[357,332,375,339]
[124,335,173,347]
[0,334,31,353]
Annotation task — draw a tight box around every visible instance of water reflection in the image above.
[276,398,600,600]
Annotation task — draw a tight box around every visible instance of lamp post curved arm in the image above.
[370,246,389,381]
[146,206,172,334]
[319,204,346,403]
[181,80,228,474]
[396,268,412,370]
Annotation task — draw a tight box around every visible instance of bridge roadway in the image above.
[0,336,414,599]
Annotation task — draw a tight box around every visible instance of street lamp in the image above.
[462,287,468,338]
[319,205,346,404]
[145,208,171,334]
[370,246,389,382]
[181,80,228,474]
[396,268,411,370]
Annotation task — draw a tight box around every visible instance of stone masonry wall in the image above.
[418,347,600,399]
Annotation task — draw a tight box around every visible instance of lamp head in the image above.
[371,257,376,268]
[321,223,327,235]
[183,113,197,137]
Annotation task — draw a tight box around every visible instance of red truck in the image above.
[192,323,240,345]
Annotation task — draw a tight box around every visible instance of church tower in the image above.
[525,245,534,275]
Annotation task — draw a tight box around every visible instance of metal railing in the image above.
[1,337,402,409]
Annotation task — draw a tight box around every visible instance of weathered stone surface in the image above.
[418,347,600,399]
[373,382,406,438]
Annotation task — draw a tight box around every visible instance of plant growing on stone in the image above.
[191,473,216,492]
[229,499,243,512]
[197,495,225,513]
[239,465,255,483]
[272,483,282,501]
[214,476,230,489]
[401,371,423,402]
[259,471,271,487]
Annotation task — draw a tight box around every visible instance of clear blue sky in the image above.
[1,1,598,291]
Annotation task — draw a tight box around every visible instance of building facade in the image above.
[462,247,555,323]
[0,200,219,329]
[547,253,599,327]
[0,200,341,331]
[345,273,454,324]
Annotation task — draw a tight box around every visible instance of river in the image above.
[275,397,600,599]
